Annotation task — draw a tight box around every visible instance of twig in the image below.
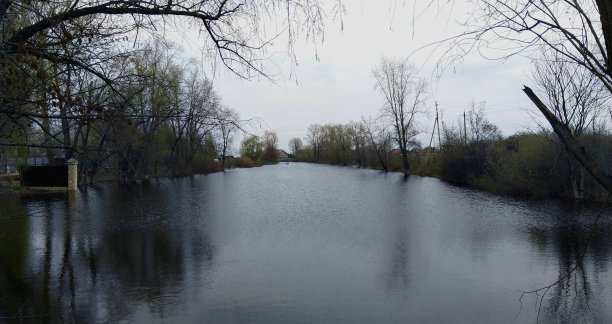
[514,192,611,323]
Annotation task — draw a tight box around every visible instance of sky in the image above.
[178,1,543,152]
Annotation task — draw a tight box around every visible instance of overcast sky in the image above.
[180,1,543,152]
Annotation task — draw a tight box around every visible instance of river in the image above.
[1,163,611,323]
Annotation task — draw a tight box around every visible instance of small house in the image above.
[277,149,289,161]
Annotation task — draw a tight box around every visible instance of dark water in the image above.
[1,163,612,323]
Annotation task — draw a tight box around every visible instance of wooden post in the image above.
[66,158,78,191]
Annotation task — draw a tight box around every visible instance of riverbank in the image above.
[0,157,277,193]
[299,136,611,203]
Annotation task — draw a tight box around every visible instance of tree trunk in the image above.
[596,0,612,76]
[401,149,410,175]
[523,86,612,192]
[221,143,227,171]
[568,158,582,200]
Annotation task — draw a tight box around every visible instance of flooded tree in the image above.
[288,137,303,160]
[360,116,391,172]
[373,57,427,175]
[533,51,610,199]
[215,107,240,171]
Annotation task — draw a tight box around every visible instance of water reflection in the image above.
[522,203,612,323]
[0,185,216,322]
[384,177,412,291]
[1,164,611,322]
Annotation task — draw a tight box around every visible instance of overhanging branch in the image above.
[523,85,612,191]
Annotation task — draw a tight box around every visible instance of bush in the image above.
[408,151,442,177]
[477,133,567,197]
[229,157,257,168]
[437,141,492,185]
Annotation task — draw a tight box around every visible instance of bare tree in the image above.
[533,51,610,199]
[215,106,240,171]
[288,137,303,159]
[373,57,427,175]
[305,124,323,163]
[533,52,609,138]
[0,0,338,164]
[0,1,330,79]
[439,0,612,191]
[467,100,502,143]
[360,116,391,172]
[263,130,278,162]
[349,121,368,168]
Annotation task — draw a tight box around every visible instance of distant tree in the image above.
[349,121,368,168]
[215,107,240,171]
[373,57,427,175]
[240,135,263,161]
[305,124,323,163]
[263,130,279,162]
[329,124,353,165]
[360,116,391,172]
[466,101,502,143]
[288,137,303,159]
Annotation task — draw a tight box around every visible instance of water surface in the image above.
[1,163,611,323]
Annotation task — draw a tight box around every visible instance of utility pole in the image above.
[436,104,441,148]
[429,101,438,148]
[429,101,442,149]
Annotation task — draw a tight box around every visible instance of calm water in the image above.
[1,163,612,323]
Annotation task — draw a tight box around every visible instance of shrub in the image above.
[230,157,256,168]
[478,133,567,196]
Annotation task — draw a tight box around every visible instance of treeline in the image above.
[292,103,612,200]
[290,121,405,169]
[1,40,241,184]
[235,130,282,167]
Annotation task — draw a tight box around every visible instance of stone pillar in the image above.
[66,158,78,191]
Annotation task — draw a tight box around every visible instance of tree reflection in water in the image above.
[1,171,611,322]
[0,185,216,322]
[522,199,612,323]
[384,177,412,291]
